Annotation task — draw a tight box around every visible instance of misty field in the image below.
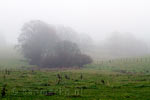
[1,0,150,100]
[0,58,150,100]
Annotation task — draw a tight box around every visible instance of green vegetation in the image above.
[0,57,150,100]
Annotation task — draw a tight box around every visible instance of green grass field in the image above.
[0,57,150,100]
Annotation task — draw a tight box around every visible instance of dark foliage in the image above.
[18,20,58,65]
[41,40,92,68]
[1,84,7,97]
[18,20,93,68]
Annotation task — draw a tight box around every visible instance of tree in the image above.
[106,32,148,57]
[0,32,6,47]
[18,20,58,65]
[41,40,92,68]
[18,20,92,68]
[56,26,94,52]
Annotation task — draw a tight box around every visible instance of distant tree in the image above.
[106,32,148,57]
[41,40,92,68]
[18,20,59,65]
[0,32,6,47]
[18,20,92,68]
[56,26,94,52]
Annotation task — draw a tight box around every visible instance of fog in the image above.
[0,32,6,47]
[0,0,150,58]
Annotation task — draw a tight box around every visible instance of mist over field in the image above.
[0,30,149,59]
[0,0,150,59]
[0,0,150,100]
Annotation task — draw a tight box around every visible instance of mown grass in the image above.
[0,57,150,100]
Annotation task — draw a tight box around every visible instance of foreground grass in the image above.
[0,69,150,100]
[0,57,150,100]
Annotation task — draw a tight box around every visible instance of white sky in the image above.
[0,0,150,43]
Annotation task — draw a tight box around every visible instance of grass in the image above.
[0,57,150,100]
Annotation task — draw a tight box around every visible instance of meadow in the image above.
[0,56,150,100]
